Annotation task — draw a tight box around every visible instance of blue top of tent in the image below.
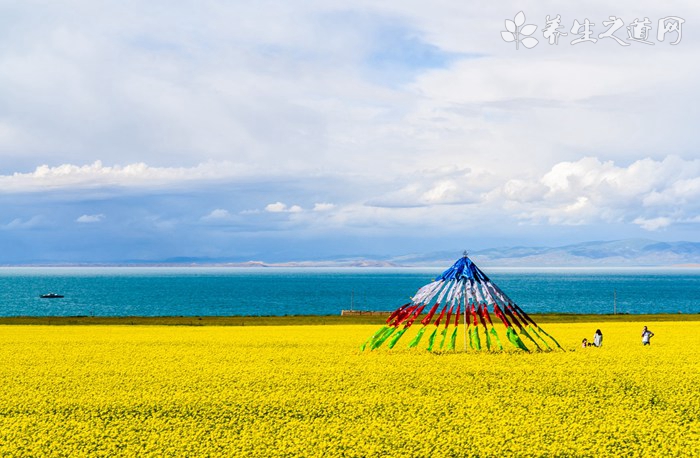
[435,255,490,283]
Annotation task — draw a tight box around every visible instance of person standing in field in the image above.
[593,329,603,347]
[641,326,654,345]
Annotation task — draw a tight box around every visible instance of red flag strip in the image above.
[420,303,440,326]
[433,304,448,326]
[493,304,512,328]
[386,303,411,324]
[404,304,426,328]
[509,305,531,327]
[479,306,494,326]
[503,305,524,330]
[391,304,418,327]
[453,304,461,327]
[477,306,489,330]
[444,305,454,329]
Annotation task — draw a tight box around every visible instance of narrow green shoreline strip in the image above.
[0,313,696,326]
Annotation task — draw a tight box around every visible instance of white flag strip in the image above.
[464,285,475,311]
[473,280,486,305]
[488,280,515,306]
[413,280,442,304]
[435,281,452,305]
[445,280,460,303]
[412,282,433,304]
[481,281,503,306]
[479,281,499,306]
[448,281,464,316]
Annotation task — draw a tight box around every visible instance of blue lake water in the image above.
[0,267,699,316]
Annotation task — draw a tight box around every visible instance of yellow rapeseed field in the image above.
[0,322,698,457]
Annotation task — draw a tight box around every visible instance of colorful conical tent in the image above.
[362,253,562,352]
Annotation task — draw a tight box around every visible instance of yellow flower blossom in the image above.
[0,322,697,456]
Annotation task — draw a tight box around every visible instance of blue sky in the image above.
[0,1,699,263]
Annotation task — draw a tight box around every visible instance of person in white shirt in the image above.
[592,329,603,347]
[641,326,654,345]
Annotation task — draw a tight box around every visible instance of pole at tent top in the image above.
[462,250,468,352]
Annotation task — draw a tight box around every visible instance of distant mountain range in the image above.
[235,239,700,268]
[388,239,700,267]
[12,239,700,267]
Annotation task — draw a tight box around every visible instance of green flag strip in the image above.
[537,326,563,350]
[387,327,408,349]
[362,325,388,351]
[528,325,550,350]
[407,327,427,348]
[518,327,542,351]
[470,326,481,351]
[439,328,448,349]
[371,327,396,350]
[483,324,492,351]
[506,327,529,352]
[489,327,503,350]
[426,328,438,352]
[448,327,458,351]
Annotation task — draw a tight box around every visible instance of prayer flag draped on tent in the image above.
[362,253,562,352]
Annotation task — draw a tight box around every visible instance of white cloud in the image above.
[264,202,304,213]
[500,156,700,230]
[502,179,548,203]
[76,214,105,223]
[243,155,700,235]
[313,203,335,212]
[265,202,288,213]
[0,161,252,193]
[2,216,44,230]
[201,209,232,221]
[633,217,672,231]
[1,1,700,260]
[2,1,696,183]
[368,167,493,208]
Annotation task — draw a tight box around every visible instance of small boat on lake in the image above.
[40,293,64,299]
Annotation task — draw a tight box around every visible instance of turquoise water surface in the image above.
[0,267,698,316]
